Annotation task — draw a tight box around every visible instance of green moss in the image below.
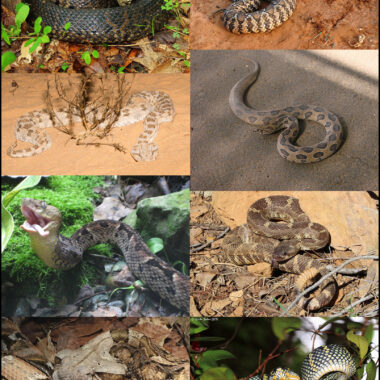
[1,176,105,306]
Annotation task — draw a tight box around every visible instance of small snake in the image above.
[249,345,357,380]
[229,59,344,163]
[223,0,296,34]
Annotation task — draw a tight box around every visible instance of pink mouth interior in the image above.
[21,205,52,236]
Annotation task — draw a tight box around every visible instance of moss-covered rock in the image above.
[124,189,189,266]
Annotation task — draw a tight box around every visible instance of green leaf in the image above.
[365,359,377,380]
[64,22,71,30]
[364,323,374,343]
[117,66,125,73]
[200,367,237,380]
[184,60,190,67]
[272,317,301,340]
[41,35,50,44]
[192,336,225,342]
[33,17,42,34]
[346,330,368,359]
[43,25,52,35]
[15,3,30,27]
[91,50,99,59]
[61,63,69,71]
[146,237,164,254]
[1,176,41,252]
[81,51,91,65]
[1,51,17,71]
[24,38,35,47]
[190,318,209,335]
[1,29,11,45]
[198,350,236,371]
[29,36,42,53]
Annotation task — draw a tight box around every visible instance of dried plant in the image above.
[44,74,133,152]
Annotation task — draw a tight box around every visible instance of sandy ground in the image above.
[2,74,190,175]
[190,50,378,190]
[190,0,378,50]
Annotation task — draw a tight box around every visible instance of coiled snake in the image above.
[20,198,189,312]
[223,0,296,34]
[229,59,344,163]
[221,196,338,310]
[26,0,168,44]
[249,344,357,380]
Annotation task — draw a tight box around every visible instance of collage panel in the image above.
[2,317,190,379]
[190,317,378,380]
[190,191,378,317]
[2,74,190,175]
[190,49,378,190]
[190,0,378,50]
[2,175,190,317]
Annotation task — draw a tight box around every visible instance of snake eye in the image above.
[41,201,47,209]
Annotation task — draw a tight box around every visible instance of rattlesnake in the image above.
[221,196,338,310]
[7,91,175,162]
[223,0,296,34]
[249,344,357,380]
[20,198,189,312]
[229,59,344,163]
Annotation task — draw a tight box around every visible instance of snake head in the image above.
[272,240,300,266]
[20,198,61,237]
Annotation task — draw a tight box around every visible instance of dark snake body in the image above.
[27,0,169,44]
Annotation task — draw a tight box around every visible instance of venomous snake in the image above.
[20,198,189,312]
[223,0,296,34]
[249,344,357,380]
[26,0,169,44]
[229,59,344,163]
[221,196,338,310]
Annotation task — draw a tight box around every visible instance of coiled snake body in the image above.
[221,196,338,310]
[27,0,168,44]
[249,345,357,380]
[223,0,296,34]
[20,198,189,312]
[229,59,344,163]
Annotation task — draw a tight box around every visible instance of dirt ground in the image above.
[2,74,190,175]
[190,0,378,50]
[190,49,378,190]
[190,191,379,317]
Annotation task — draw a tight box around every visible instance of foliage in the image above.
[190,317,377,380]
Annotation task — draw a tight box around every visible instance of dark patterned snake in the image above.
[223,0,296,34]
[249,344,357,380]
[221,196,338,310]
[20,198,189,312]
[229,59,344,163]
[26,0,169,44]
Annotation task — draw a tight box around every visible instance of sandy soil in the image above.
[2,74,190,175]
[190,50,378,190]
[190,0,378,50]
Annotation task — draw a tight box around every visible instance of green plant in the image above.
[1,176,41,253]
[81,49,99,65]
[161,0,190,67]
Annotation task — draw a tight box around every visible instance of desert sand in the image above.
[191,0,378,50]
[2,74,190,175]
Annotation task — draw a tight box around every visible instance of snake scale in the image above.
[223,0,296,34]
[26,0,168,44]
[229,59,344,163]
[20,198,189,312]
[7,91,175,162]
[221,196,338,311]
[249,344,357,380]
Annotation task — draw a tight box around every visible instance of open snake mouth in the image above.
[21,204,54,237]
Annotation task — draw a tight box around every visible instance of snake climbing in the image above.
[221,196,338,311]
[20,198,190,312]
[26,0,169,44]
[249,344,357,380]
[229,59,344,163]
[223,0,296,34]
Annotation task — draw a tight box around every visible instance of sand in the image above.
[190,50,378,190]
[2,74,190,175]
[190,0,378,50]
